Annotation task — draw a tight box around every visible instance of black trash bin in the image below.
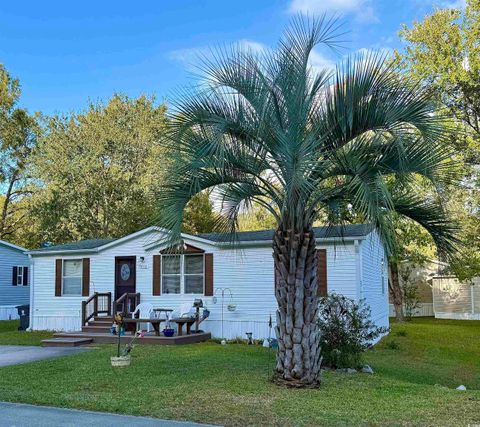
[16,304,30,331]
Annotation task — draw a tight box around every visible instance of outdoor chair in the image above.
[132,302,154,333]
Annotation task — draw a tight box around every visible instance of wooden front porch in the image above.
[48,330,211,346]
[42,292,211,347]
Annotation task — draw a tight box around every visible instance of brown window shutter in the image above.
[204,253,214,296]
[55,259,62,296]
[153,255,161,296]
[317,249,327,297]
[82,258,90,297]
[12,266,18,286]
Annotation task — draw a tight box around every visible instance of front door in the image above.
[115,256,136,301]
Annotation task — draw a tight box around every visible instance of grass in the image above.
[0,320,53,345]
[0,318,478,426]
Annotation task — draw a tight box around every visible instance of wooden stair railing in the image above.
[114,292,141,318]
[81,292,112,326]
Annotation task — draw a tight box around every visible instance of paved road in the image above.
[0,345,91,367]
[0,402,214,427]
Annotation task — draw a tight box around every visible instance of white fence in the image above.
[389,303,434,318]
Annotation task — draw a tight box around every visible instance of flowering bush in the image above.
[318,293,388,369]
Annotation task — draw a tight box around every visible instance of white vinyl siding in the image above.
[30,228,389,337]
[433,276,480,320]
[360,230,389,330]
[0,242,29,318]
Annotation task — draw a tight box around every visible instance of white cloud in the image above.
[288,0,377,23]
[236,39,268,54]
[170,41,337,79]
[309,49,336,72]
[168,47,209,71]
[169,40,268,72]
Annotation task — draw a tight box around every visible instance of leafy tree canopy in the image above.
[0,64,39,244]
[181,192,217,234]
[396,0,480,279]
[28,94,169,246]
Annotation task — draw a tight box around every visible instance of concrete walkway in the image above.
[0,345,91,367]
[0,402,214,426]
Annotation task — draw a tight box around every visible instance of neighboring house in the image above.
[0,240,30,320]
[432,275,480,320]
[388,260,447,318]
[27,224,388,339]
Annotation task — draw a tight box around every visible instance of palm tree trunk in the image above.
[272,226,321,388]
[389,262,404,322]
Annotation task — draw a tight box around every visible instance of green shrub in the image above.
[318,293,389,369]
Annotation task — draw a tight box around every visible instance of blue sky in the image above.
[0,0,465,115]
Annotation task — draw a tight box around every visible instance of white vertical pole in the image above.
[471,284,475,315]
[221,289,224,339]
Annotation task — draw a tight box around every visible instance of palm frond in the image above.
[157,17,458,256]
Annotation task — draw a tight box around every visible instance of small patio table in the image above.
[152,308,173,320]
[123,318,163,336]
[172,317,196,336]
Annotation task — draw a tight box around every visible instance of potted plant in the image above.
[162,315,175,337]
[110,313,144,367]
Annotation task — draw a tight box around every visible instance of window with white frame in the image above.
[162,255,181,294]
[63,259,83,295]
[184,254,204,293]
[161,254,204,294]
[16,266,24,286]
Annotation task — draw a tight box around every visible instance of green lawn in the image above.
[0,318,479,426]
[0,320,53,345]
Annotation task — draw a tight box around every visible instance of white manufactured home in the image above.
[0,240,30,320]
[28,224,388,340]
[432,276,480,320]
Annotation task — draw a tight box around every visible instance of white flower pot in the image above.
[227,304,237,312]
[110,355,131,367]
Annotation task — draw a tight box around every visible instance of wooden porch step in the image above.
[82,325,111,333]
[94,316,113,322]
[53,331,211,345]
[42,337,93,347]
[88,320,112,327]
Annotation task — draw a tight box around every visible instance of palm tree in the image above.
[157,17,457,388]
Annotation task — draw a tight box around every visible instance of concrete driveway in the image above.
[0,402,214,426]
[0,345,91,367]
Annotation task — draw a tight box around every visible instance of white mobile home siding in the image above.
[0,243,30,320]
[359,231,389,330]
[432,276,480,320]
[31,228,388,339]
